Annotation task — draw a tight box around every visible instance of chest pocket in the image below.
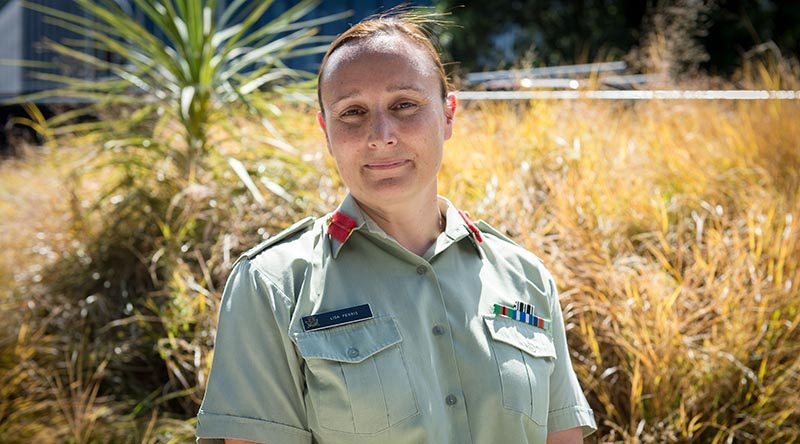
[294,317,418,434]
[484,315,556,426]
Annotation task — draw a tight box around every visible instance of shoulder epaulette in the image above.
[238,216,316,261]
[475,220,519,247]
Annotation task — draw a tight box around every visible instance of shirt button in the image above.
[432,325,445,335]
[445,394,458,406]
[347,347,359,359]
[416,265,427,275]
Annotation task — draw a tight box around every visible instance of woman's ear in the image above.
[444,93,456,140]
[446,93,457,122]
[317,110,333,153]
[317,111,327,132]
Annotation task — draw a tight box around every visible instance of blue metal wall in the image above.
[22,0,96,93]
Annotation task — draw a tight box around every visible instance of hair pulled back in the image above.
[317,11,451,113]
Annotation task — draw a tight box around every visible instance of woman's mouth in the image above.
[365,159,411,170]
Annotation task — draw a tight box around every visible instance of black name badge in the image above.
[302,304,373,331]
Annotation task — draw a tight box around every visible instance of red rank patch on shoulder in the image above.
[328,211,357,243]
[458,209,483,243]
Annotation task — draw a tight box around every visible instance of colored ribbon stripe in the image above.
[492,304,550,330]
[515,301,535,315]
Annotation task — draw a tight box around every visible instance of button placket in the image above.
[420,255,474,442]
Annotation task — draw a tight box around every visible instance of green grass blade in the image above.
[217,0,275,59]
[235,0,327,49]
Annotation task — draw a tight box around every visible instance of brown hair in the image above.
[317,11,450,113]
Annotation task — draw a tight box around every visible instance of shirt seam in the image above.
[249,261,295,304]
[197,411,311,437]
[547,405,594,416]
[295,338,400,361]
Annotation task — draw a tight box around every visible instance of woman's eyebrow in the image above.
[331,91,360,108]
[330,85,426,108]
[387,85,426,94]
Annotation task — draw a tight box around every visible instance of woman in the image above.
[196,13,596,444]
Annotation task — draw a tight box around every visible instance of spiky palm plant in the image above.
[13,0,345,182]
[0,3,348,435]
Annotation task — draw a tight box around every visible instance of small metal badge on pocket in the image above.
[493,302,551,331]
[302,304,373,331]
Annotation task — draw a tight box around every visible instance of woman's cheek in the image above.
[402,108,439,130]
[329,124,364,146]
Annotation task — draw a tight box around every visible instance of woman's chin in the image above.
[353,179,431,205]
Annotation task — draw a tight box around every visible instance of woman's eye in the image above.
[340,108,364,117]
[394,102,417,110]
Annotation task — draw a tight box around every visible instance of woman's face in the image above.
[318,36,454,209]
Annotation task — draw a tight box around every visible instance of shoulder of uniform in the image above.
[477,220,554,296]
[475,220,519,247]
[238,216,316,261]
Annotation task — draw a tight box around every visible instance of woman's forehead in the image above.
[321,35,437,84]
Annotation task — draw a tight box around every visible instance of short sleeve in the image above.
[196,259,311,444]
[546,279,597,437]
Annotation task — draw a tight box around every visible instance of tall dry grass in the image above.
[2,74,799,441]
[441,95,799,442]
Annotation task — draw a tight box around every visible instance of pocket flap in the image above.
[484,316,556,359]
[293,317,402,363]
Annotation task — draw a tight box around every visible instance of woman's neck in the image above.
[355,194,444,257]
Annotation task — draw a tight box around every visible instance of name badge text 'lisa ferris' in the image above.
[302,304,373,331]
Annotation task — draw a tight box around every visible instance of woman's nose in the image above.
[367,112,397,149]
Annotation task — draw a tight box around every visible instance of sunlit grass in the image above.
[1,85,798,441]
[441,96,799,442]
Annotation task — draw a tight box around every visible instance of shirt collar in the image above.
[327,193,482,259]
[439,196,484,257]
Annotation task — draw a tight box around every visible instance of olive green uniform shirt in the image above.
[196,194,596,443]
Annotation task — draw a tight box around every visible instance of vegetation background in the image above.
[436,0,800,78]
[1,0,799,442]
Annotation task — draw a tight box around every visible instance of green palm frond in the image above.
[11,0,348,182]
